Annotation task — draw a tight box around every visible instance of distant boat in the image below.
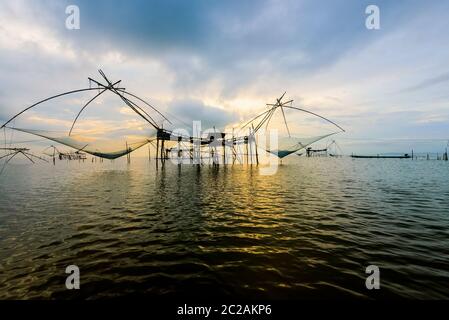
[296,153,303,156]
[350,154,411,159]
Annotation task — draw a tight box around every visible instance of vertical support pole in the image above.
[232,129,236,165]
[252,125,259,165]
[161,139,165,164]
[245,136,249,165]
[189,138,194,164]
[126,142,129,164]
[248,128,253,165]
[156,137,159,169]
[222,133,226,165]
[232,142,236,165]
[178,137,181,166]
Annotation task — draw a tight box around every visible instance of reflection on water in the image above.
[0,158,449,299]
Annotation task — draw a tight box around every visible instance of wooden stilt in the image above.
[248,129,253,165]
[178,138,181,165]
[156,137,159,168]
[126,142,129,164]
[161,139,165,164]
[222,133,226,165]
[245,136,249,165]
[252,125,259,165]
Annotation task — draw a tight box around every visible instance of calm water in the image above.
[0,157,449,299]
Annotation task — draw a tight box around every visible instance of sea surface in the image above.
[0,157,448,299]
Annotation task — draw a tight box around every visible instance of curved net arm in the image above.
[1,88,109,129]
[282,105,345,133]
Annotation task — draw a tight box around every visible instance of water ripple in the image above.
[1,158,449,299]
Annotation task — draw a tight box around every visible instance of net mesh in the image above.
[11,128,153,160]
[266,132,338,158]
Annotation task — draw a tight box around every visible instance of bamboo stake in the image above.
[252,124,259,165]
[156,137,159,169]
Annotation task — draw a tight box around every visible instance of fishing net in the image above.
[1,72,345,163]
[266,132,338,158]
[228,93,345,159]
[10,127,153,160]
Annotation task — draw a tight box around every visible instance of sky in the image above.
[1,0,449,154]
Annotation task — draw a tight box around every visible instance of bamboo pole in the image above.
[126,142,129,164]
[222,133,226,165]
[156,137,159,168]
[252,125,259,165]
[161,139,165,163]
[232,129,236,165]
[245,136,249,165]
[248,128,253,165]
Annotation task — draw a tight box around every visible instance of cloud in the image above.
[1,0,449,153]
[165,99,237,131]
[400,72,449,93]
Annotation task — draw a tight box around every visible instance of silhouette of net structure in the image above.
[235,92,345,159]
[1,71,345,167]
[1,70,165,160]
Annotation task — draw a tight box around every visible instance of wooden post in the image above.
[222,133,226,165]
[232,140,236,165]
[126,142,129,164]
[253,127,259,165]
[248,128,253,165]
[156,137,159,168]
[231,128,236,165]
[161,139,165,163]
[178,138,181,165]
[245,136,249,165]
[189,138,194,164]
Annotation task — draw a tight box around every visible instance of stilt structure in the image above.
[1,73,345,168]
